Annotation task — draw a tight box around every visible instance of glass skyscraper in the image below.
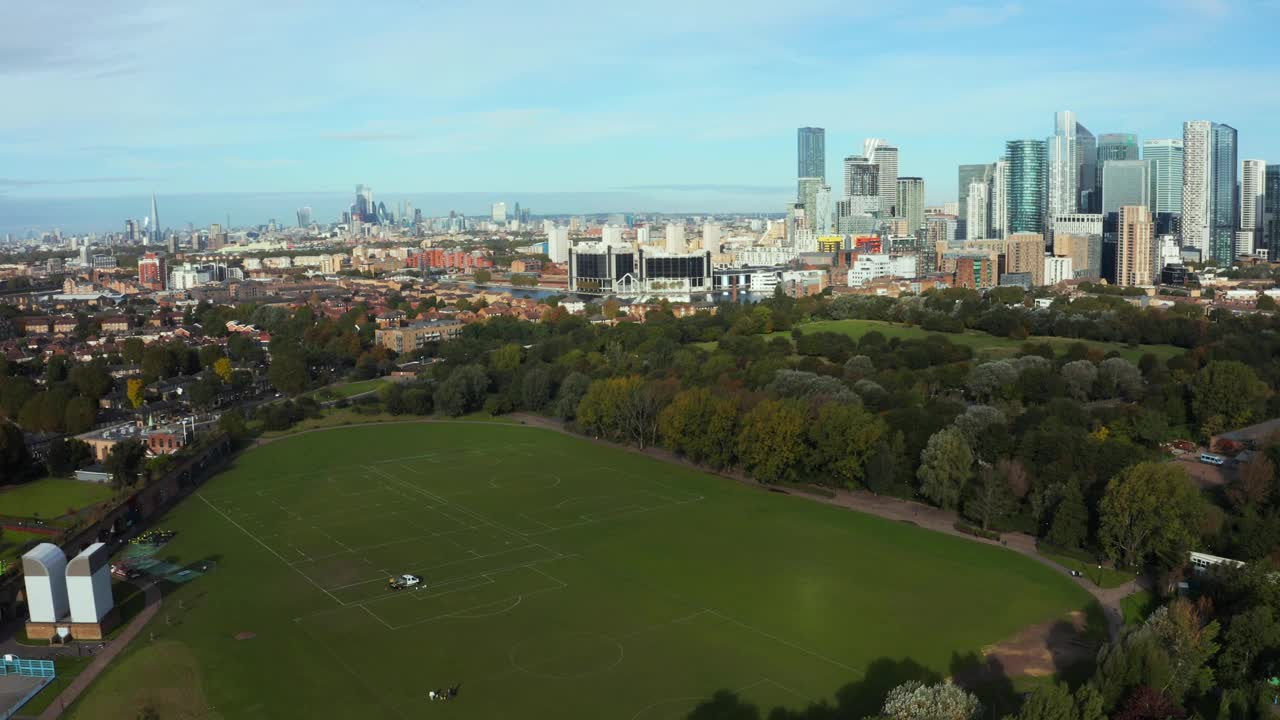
[958,163,993,239]
[1208,123,1238,265]
[1142,139,1184,216]
[1101,160,1151,216]
[1076,123,1097,213]
[1266,165,1280,260]
[797,127,825,181]
[1006,139,1048,235]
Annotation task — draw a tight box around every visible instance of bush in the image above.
[953,521,1000,541]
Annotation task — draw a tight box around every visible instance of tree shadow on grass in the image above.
[686,658,943,720]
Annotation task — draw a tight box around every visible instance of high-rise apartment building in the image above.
[1102,160,1151,216]
[1143,139,1184,216]
[1006,140,1048,235]
[149,193,160,243]
[1210,124,1239,264]
[1182,121,1212,256]
[989,160,1008,239]
[296,206,313,228]
[797,127,825,181]
[896,177,926,235]
[138,252,166,289]
[965,180,989,240]
[702,222,722,253]
[1241,159,1266,254]
[798,177,825,236]
[865,139,899,216]
[1005,232,1046,287]
[491,202,508,223]
[1048,111,1078,220]
[1117,205,1155,287]
[665,223,686,253]
[958,163,993,240]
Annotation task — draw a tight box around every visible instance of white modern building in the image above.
[1044,255,1074,285]
[636,225,651,247]
[965,180,989,240]
[546,226,569,263]
[1182,120,1212,254]
[601,224,625,247]
[67,543,114,624]
[702,222,722,253]
[22,544,69,623]
[847,254,917,287]
[665,223,686,253]
[1242,159,1267,253]
[989,160,1008,239]
[1047,111,1078,219]
[865,139,899,216]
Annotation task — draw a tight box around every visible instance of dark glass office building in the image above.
[1266,165,1280,260]
[1208,123,1238,265]
[1006,140,1048,235]
[797,127,825,181]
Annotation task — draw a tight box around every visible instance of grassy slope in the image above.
[68,424,1090,720]
[0,477,116,519]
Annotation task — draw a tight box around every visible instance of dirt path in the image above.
[32,581,162,720]
[249,414,1138,639]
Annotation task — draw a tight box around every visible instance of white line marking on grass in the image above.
[325,544,545,591]
[197,493,342,606]
[443,594,523,619]
[524,495,705,536]
[702,609,863,677]
[362,604,394,630]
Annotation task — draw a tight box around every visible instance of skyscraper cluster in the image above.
[793,110,1273,290]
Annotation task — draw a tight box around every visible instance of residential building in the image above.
[374,319,466,353]
[665,223,686,254]
[1102,160,1151,216]
[137,253,166,289]
[1117,205,1155,287]
[1183,121,1239,264]
[1241,159,1266,254]
[846,254,918,287]
[547,225,570,263]
[1006,140,1048,235]
[1004,232,1046,286]
[1048,111,1078,219]
[1044,255,1074,285]
[1143,139,1184,216]
[702,222,722,253]
[1210,123,1240,264]
[990,160,1008,239]
[957,163,992,240]
[896,177,926,234]
[965,180,988,240]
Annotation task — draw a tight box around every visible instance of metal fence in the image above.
[0,656,56,679]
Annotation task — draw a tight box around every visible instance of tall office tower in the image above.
[797,127,825,181]
[896,177,926,234]
[1241,159,1266,254]
[1209,124,1240,264]
[149,193,160,243]
[1006,140,1048,235]
[958,163,993,239]
[1102,160,1152,216]
[636,225,651,246]
[1005,232,1047,286]
[1097,133,1139,207]
[1266,165,1280,259]
[491,202,508,223]
[296,206,313,228]
[1076,122,1097,213]
[989,160,1008,239]
[601,224,624,247]
[1143,139,1184,216]
[844,156,879,198]
[355,185,374,222]
[702,222,722,253]
[1048,111,1078,220]
[665,223,686,253]
[965,180,989,239]
[1182,121,1212,255]
[1117,205,1155,287]
[125,219,138,242]
[865,139,899,216]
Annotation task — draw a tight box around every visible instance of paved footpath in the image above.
[30,581,162,720]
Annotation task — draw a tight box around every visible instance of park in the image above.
[65,422,1093,719]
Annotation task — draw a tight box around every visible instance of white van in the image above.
[1199,453,1226,466]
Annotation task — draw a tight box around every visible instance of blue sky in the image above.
[2,0,1279,212]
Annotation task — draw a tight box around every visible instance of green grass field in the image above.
[313,378,392,399]
[1,527,53,574]
[740,319,1183,364]
[1038,551,1135,590]
[68,424,1091,720]
[0,477,116,519]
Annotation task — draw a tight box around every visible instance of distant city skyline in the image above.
[2,0,1278,214]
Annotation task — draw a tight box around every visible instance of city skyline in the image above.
[2,0,1279,212]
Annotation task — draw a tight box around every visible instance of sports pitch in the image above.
[69,422,1090,719]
